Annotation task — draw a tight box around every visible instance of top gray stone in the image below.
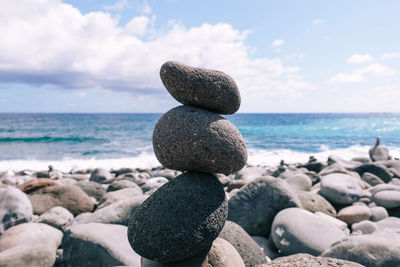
[160,61,241,114]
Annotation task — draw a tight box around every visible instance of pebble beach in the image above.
[1,62,400,267]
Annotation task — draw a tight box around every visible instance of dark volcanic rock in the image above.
[29,185,94,216]
[227,176,301,236]
[127,172,227,262]
[153,106,247,174]
[160,61,240,114]
[218,221,267,267]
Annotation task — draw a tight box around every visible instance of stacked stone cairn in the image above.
[127,61,248,265]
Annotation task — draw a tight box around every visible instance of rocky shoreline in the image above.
[0,144,400,266]
[1,61,400,267]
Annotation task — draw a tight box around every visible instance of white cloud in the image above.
[103,0,128,11]
[357,63,396,77]
[139,0,152,14]
[327,73,366,84]
[124,16,151,35]
[272,39,284,47]
[346,54,373,64]
[0,0,312,110]
[312,19,324,25]
[285,53,304,59]
[327,63,396,84]
[382,52,400,59]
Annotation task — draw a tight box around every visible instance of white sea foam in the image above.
[247,145,400,167]
[1,145,400,172]
[0,152,159,172]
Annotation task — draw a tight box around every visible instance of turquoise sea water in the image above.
[1,113,400,170]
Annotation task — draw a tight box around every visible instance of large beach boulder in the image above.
[153,106,247,174]
[320,173,365,204]
[218,221,267,267]
[0,223,62,267]
[322,229,400,267]
[29,185,94,216]
[271,208,347,256]
[60,223,140,267]
[370,206,389,221]
[0,187,33,234]
[127,172,227,262]
[72,196,148,226]
[361,172,384,186]
[266,253,364,267]
[160,61,240,114]
[141,238,245,267]
[227,176,301,236]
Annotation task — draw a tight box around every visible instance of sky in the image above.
[0,0,399,113]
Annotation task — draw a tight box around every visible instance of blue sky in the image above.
[0,0,399,113]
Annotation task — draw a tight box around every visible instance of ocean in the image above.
[1,113,400,171]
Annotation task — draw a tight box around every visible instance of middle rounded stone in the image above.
[152,105,247,174]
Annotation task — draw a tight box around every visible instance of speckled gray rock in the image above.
[160,61,240,114]
[322,229,400,267]
[29,185,94,216]
[141,238,245,267]
[153,106,247,174]
[320,173,365,204]
[72,196,148,226]
[0,223,63,267]
[265,253,365,267]
[0,187,33,234]
[218,221,267,267]
[297,191,337,216]
[37,206,74,230]
[60,223,141,267]
[127,172,227,262]
[271,208,347,256]
[228,177,301,236]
